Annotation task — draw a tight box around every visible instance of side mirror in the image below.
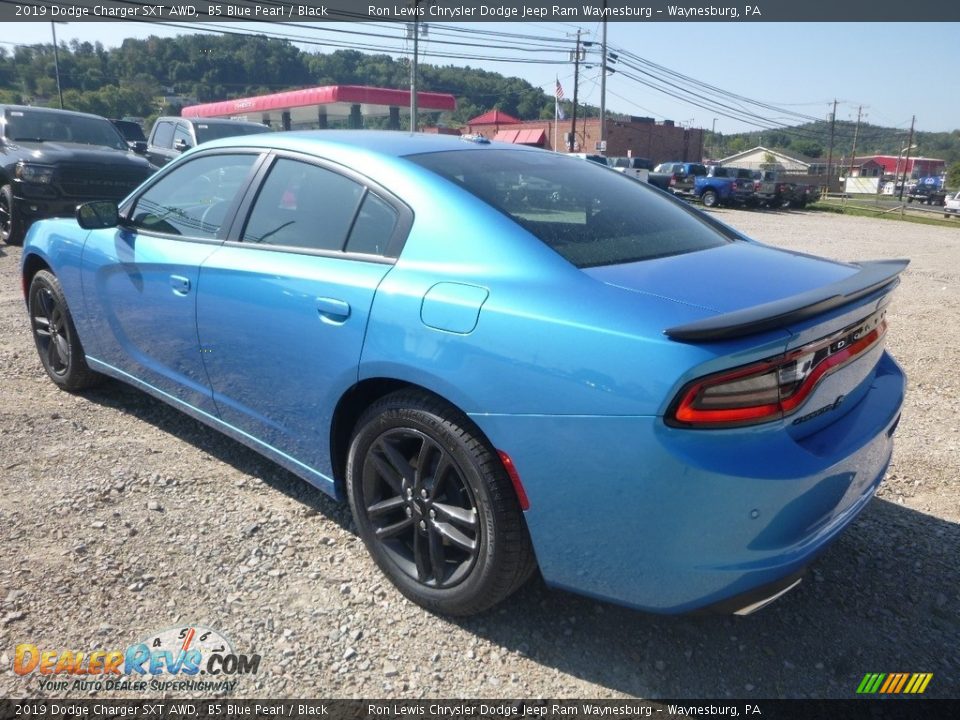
[131,140,148,155]
[174,138,191,153]
[77,201,119,230]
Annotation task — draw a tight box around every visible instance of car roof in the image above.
[198,129,548,160]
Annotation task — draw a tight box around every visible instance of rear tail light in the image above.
[668,310,887,428]
[669,176,677,187]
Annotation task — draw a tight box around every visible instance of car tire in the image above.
[346,390,536,616]
[0,183,24,246]
[28,270,104,391]
[701,189,719,208]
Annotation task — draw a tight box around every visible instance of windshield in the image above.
[409,149,730,269]
[194,122,271,143]
[4,108,127,150]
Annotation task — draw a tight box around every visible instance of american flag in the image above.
[555,78,565,100]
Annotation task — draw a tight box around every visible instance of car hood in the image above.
[10,140,152,168]
[582,241,858,315]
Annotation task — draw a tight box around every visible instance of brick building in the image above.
[464,114,704,164]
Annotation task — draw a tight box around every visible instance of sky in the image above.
[6,20,959,140]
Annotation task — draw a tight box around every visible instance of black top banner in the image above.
[1,0,958,23]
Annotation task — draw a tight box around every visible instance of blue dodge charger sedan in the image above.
[21,131,906,616]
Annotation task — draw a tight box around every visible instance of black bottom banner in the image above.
[1,699,956,720]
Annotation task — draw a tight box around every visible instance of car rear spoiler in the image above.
[664,258,909,342]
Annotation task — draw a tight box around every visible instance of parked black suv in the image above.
[146,116,271,168]
[1,105,154,245]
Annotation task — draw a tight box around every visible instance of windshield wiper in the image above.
[12,137,47,143]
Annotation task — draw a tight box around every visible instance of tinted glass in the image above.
[242,158,364,251]
[173,123,192,147]
[4,108,126,150]
[410,149,730,268]
[130,154,256,238]
[152,121,175,148]
[346,193,398,256]
[194,122,271,143]
[112,120,146,142]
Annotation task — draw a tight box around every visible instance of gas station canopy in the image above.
[181,84,457,130]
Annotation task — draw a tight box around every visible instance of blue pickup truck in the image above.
[694,166,755,207]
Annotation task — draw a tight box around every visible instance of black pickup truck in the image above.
[1,105,154,245]
[647,162,708,196]
[906,183,948,206]
[752,171,820,209]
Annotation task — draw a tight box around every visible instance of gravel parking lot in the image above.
[0,209,957,700]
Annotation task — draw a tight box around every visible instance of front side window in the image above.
[410,149,730,269]
[242,158,364,251]
[130,154,256,238]
[173,123,193,148]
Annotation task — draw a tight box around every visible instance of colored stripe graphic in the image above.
[857,672,932,694]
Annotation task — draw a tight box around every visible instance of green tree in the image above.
[947,161,960,190]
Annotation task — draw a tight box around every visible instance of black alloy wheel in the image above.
[347,391,536,616]
[362,427,480,588]
[28,270,102,391]
[1,184,23,246]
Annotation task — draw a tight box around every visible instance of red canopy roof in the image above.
[467,109,521,125]
[181,85,456,123]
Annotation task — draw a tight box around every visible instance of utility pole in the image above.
[899,115,916,214]
[599,4,608,155]
[568,29,582,153]
[51,22,64,109]
[825,99,837,196]
[408,1,425,133]
[846,105,863,182]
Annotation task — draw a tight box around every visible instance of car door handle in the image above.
[317,297,350,323]
[170,275,191,295]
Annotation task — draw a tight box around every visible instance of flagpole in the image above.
[554,89,558,152]
[554,76,558,152]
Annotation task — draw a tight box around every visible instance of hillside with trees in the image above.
[711,121,960,168]
[2,32,956,179]
[0,33,597,129]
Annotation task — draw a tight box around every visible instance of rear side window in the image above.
[195,122,270,143]
[409,149,729,268]
[242,157,364,251]
[152,121,175,149]
[346,193,398,256]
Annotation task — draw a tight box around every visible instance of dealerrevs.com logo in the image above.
[13,626,261,693]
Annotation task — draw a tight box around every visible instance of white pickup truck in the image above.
[608,156,653,183]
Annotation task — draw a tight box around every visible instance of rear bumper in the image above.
[473,351,905,614]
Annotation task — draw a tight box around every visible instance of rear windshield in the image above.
[112,120,146,142]
[409,149,730,268]
[194,122,271,143]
